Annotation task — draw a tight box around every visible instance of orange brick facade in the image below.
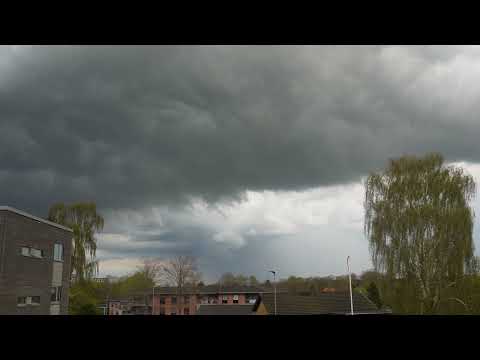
[153,293,254,315]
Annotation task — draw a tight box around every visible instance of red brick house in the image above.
[150,285,269,315]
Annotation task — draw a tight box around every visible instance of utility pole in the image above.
[269,270,277,315]
[347,256,354,315]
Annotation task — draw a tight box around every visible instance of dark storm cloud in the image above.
[1,45,480,216]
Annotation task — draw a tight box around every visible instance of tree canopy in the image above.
[364,153,476,314]
[48,202,104,281]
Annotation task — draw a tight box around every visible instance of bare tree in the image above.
[138,258,163,283]
[160,256,200,314]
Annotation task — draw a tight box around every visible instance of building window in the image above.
[19,296,41,306]
[18,296,41,306]
[222,295,228,304]
[51,287,62,302]
[171,297,177,304]
[54,243,64,262]
[159,296,165,305]
[170,312,176,315]
[30,248,43,258]
[159,308,165,315]
[31,296,40,305]
[17,297,27,306]
[20,246,44,258]
[233,295,239,304]
[184,308,190,315]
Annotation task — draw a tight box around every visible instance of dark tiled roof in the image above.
[196,304,255,315]
[255,292,385,315]
[152,285,268,295]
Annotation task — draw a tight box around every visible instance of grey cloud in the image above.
[4,45,480,216]
[4,45,480,279]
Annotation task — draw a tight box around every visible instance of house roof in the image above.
[254,292,387,315]
[151,285,269,295]
[196,304,255,315]
[0,206,73,232]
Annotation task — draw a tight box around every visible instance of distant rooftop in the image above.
[254,292,388,315]
[196,304,255,315]
[150,285,271,295]
[0,206,73,232]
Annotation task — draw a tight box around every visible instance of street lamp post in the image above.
[347,256,354,315]
[269,270,277,315]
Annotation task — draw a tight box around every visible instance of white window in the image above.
[21,247,30,256]
[20,246,44,258]
[222,295,228,304]
[30,248,43,258]
[233,295,239,304]
[54,243,63,262]
[51,287,62,302]
[18,296,41,306]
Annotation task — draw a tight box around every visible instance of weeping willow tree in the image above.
[48,202,104,282]
[364,153,476,314]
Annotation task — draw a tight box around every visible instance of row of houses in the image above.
[106,286,390,315]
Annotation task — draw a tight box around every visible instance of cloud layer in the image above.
[2,45,480,278]
[3,45,480,215]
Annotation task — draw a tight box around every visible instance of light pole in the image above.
[347,256,354,315]
[269,270,277,315]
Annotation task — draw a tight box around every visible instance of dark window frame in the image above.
[51,286,62,302]
[17,296,27,305]
[31,296,41,305]
[53,243,64,262]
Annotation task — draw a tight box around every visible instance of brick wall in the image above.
[0,210,73,315]
[153,293,255,315]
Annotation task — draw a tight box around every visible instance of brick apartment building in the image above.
[0,206,73,315]
[150,285,268,315]
[108,295,151,315]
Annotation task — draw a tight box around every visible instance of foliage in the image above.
[218,273,259,286]
[364,153,476,314]
[48,202,104,281]
[138,258,162,283]
[69,281,101,315]
[366,282,382,309]
[75,303,99,315]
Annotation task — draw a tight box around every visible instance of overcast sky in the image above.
[2,45,480,282]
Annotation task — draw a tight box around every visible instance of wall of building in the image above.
[152,293,256,315]
[0,210,72,315]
